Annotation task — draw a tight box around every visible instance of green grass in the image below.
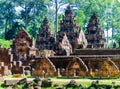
[1,77,120,89]
[0,82,6,89]
[42,77,120,88]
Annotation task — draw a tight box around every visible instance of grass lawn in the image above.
[0,82,5,89]
[0,77,120,89]
[50,77,120,88]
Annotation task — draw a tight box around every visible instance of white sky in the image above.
[15,6,23,14]
[104,29,112,37]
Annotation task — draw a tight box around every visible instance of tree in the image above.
[5,21,22,40]
[15,0,53,38]
[0,0,16,39]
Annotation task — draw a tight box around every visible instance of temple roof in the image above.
[36,17,55,50]
[14,28,33,47]
[15,28,31,39]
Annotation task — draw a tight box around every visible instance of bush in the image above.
[0,39,11,48]
[41,79,52,87]
[65,80,78,89]
[33,77,41,83]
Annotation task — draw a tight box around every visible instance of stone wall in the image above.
[0,48,11,75]
[32,57,120,77]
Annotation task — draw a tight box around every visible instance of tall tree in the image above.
[14,0,52,36]
[0,0,16,39]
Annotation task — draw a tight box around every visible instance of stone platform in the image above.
[75,48,120,55]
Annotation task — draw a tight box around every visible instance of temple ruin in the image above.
[0,5,120,77]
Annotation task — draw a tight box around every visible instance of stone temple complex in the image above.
[0,5,120,77]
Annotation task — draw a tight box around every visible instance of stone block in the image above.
[0,76,3,82]
[17,78,27,85]
[4,80,19,86]
[6,86,12,89]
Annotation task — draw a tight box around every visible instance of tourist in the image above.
[118,39,120,48]
[113,42,116,48]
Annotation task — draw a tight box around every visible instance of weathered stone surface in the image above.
[33,58,56,76]
[11,28,33,61]
[4,80,19,86]
[86,12,106,48]
[36,17,55,51]
[56,5,87,55]
[0,76,3,82]
[10,28,36,75]
[26,81,33,87]
[17,78,27,85]
[0,48,11,75]
[75,49,120,55]
[6,86,12,89]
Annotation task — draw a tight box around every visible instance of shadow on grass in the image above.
[88,77,119,80]
[54,76,120,80]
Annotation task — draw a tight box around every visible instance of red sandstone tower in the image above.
[86,13,106,48]
[56,5,87,55]
[36,17,55,50]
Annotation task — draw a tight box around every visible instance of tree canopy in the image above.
[0,0,120,48]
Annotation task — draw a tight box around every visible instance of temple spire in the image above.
[36,17,55,50]
[86,12,106,48]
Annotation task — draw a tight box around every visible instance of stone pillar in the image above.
[74,69,76,77]
[4,66,9,75]
[10,54,13,62]
[90,68,92,77]
[42,70,45,78]
[22,66,25,77]
[18,61,22,67]
[10,63,12,68]
[13,61,16,66]
[57,68,61,77]
[0,74,3,82]
[1,62,4,67]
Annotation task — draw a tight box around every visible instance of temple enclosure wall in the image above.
[31,56,120,77]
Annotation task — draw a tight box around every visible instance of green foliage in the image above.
[0,82,6,89]
[58,0,120,43]
[0,0,120,43]
[0,39,12,48]
[76,10,85,28]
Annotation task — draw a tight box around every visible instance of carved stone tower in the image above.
[56,5,87,54]
[36,17,55,50]
[86,13,106,48]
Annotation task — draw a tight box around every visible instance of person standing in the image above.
[113,42,116,48]
[118,39,120,48]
